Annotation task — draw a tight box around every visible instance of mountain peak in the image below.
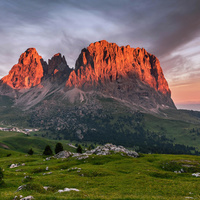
[18,48,41,65]
[66,40,175,109]
[44,52,72,83]
[53,53,61,57]
[25,47,38,53]
[1,48,44,89]
[68,40,170,94]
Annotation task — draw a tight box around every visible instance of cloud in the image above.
[0,0,200,85]
[160,53,200,86]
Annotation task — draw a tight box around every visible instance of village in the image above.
[0,127,39,135]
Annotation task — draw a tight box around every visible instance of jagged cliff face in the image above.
[43,53,72,83]
[0,40,175,110]
[66,40,174,109]
[1,48,44,89]
[66,40,170,96]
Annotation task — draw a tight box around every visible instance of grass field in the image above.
[1,148,200,199]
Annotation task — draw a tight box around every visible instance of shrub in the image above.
[28,148,34,155]
[55,142,63,154]
[43,145,53,156]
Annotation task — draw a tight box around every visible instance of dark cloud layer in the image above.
[0,0,200,89]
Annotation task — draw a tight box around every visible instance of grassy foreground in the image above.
[0,150,200,199]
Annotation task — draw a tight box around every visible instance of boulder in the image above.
[192,173,200,177]
[20,196,34,200]
[10,164,19,168]
[54,150,72,159]
[58,188,80,193]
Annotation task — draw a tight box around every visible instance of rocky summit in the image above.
[66,40,175,109]
[67,40,170,96]
[1,48,44,89]
[43,53,72,83]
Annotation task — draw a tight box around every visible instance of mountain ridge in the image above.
[0,40,175,111]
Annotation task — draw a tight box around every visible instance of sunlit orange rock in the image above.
[1,48,44,89]
[66,40,171,97]
[0,41,175,109]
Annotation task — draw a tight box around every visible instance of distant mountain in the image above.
[176,104,200,111]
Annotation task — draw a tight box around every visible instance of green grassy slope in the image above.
[1,153,200,199]
[0,131,75,154]
[144,113,200,150]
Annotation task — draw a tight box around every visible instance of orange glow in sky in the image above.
[171,81,200,105]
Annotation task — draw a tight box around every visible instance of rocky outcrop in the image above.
[85,143,139,157]
[66,40,175,109]
[43,53,72,83]
[54,150,72,159]
[1,48,44,89]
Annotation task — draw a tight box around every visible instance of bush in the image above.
[55,143,63,154]
[0,168,3,185]
[28,148,34,155]
[43,145,53,156]
[77,145,82,154]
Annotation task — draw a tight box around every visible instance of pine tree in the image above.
[0,167,3,185]
[43,145,53,155]
[28,148,34,155]
[55,143,64,154]
[77,145,82,154]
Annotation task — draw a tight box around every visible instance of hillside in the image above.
[0,94,200,155]
[0,131,75,154]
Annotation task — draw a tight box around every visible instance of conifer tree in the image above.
[28,148,34,155]
[43,145,53,155]
[0,167,3,185]
[55,142,64,154]
[77,145,82,154]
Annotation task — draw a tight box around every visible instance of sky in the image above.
[0,0,200,110]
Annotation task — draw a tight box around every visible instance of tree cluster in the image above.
[27,142,65,156]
